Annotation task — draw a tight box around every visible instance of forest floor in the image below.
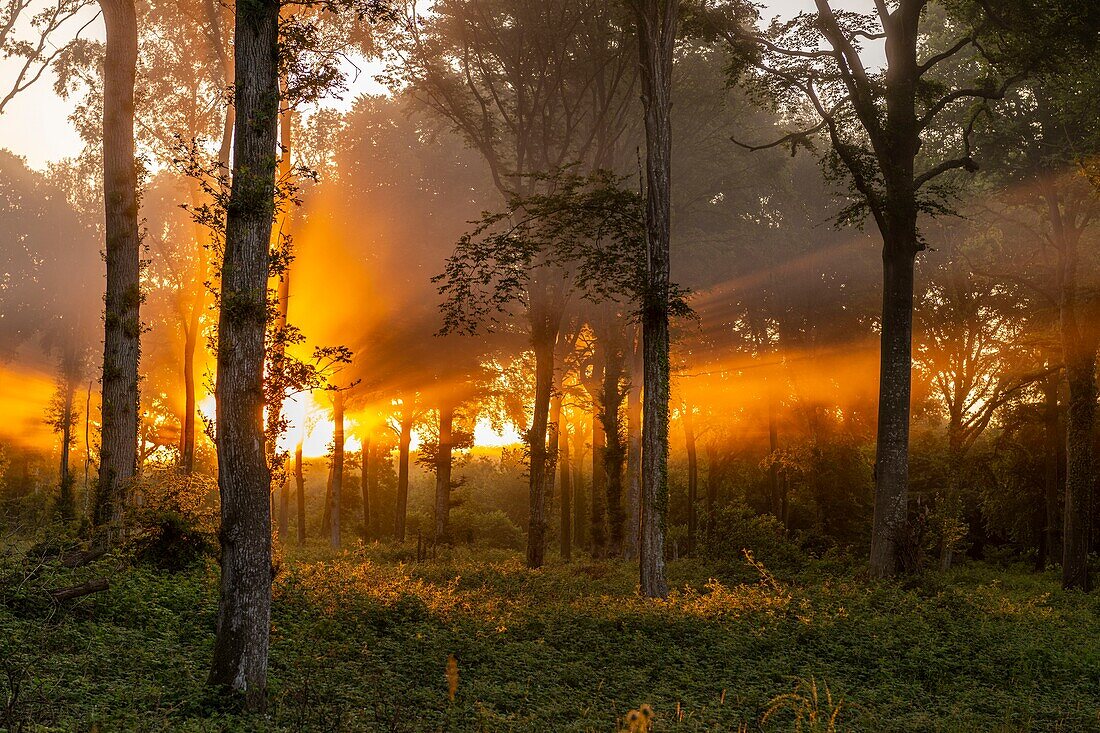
[1,540,1098,732]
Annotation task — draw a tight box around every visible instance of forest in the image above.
[1,0,1099,730]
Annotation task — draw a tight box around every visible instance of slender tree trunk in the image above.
[435,401,454,544]
[625,332,642,560]
[602,333,627,558]
[181,266,201,474]
[527,329,557,568]
[559,414,572,560]
[684,405,697,556]
[1049,195,1095,591]
[573,424,587,550]
[395,409,412,542]
[368,439,380,539]
[1063,352,1095,590]
[295,438,305,545]
[277,477,290,540]
[93,0,140,529]
[869,245,917,577]
[704,442,719,545]
[633,0,678,598]
[590,409,607,558]
[361,434,371,542]
[330,391,344,548]
[180,0,233,477]
[208,0,279,708]
[1039,378,1062,569]
[58,370,75,519]
[767,389,782,520]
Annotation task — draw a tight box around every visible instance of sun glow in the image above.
[199,393,520,459]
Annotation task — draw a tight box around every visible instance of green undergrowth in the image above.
[1,540,1098,731]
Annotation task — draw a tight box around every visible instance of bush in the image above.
[702,504,807,577]
[448,507,525,550]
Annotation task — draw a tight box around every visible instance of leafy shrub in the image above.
[701,504,807,577]
[130,466,218,571]
[448,507,524,550]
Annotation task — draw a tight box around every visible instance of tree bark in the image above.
[684,404,698,556]
[434,400,454,544]
[57,361,76,520]
[395,407,413,543]
[590,408,607,558]
[526,327,558,568]
[207,0,279,709]
[1038,377,1062,569]
[93,0,140,529]
[558,411,572,560]
[330,391,344,548]
[632,0,678,598]
[572,422,587,550]
[869,245,917,577]
[602,328,627,558]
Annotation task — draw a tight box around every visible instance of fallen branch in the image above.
[48,578,109,603]
[59,544,108,568]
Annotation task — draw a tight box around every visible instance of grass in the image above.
[1,542,1099,732]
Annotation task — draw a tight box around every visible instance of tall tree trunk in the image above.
[704,442,719,545]
[625,332,642,560]
[633,0,678,598]
[526,329,557,568]
[182,0,234,476]
[330,391,344,548]
[1038,377,1062,569]
[295,438,305,545]
[1048,192,1096,591]
[277,477,290,541]
[869,245,917,577]
[395,408,413,543]
[573,423,587,551]
[559,412,572,560]
[767,389,782,520]
[1063,356,1094,590]
[93,0,140,529]
[181,260,201,475]
[435,400,454,544]
[590,409,607,558]
[264,77,295,504]
[58,368,76,520]
[602,332,627,558]
[684,404,697,556]
[208,0,279,709]
[361,433,371,542]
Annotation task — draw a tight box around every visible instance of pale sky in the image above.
[0,0,868,171]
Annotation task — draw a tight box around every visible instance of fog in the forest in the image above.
[1,0,1097,572]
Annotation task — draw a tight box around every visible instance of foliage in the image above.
[1,545,1099,731]
[435,168,690,335]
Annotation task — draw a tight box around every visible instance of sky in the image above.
[0,0,862,171]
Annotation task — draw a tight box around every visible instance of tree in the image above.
[0,0,95,115]
[436,169,651,562]
[92,0,140,530]
[715,0,1016,576]
[965,0,1100,590]
[628,0,679,597]
[207,0,279,709]
[387,0,639,568]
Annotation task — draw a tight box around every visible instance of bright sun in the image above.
[198,393,522,458]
